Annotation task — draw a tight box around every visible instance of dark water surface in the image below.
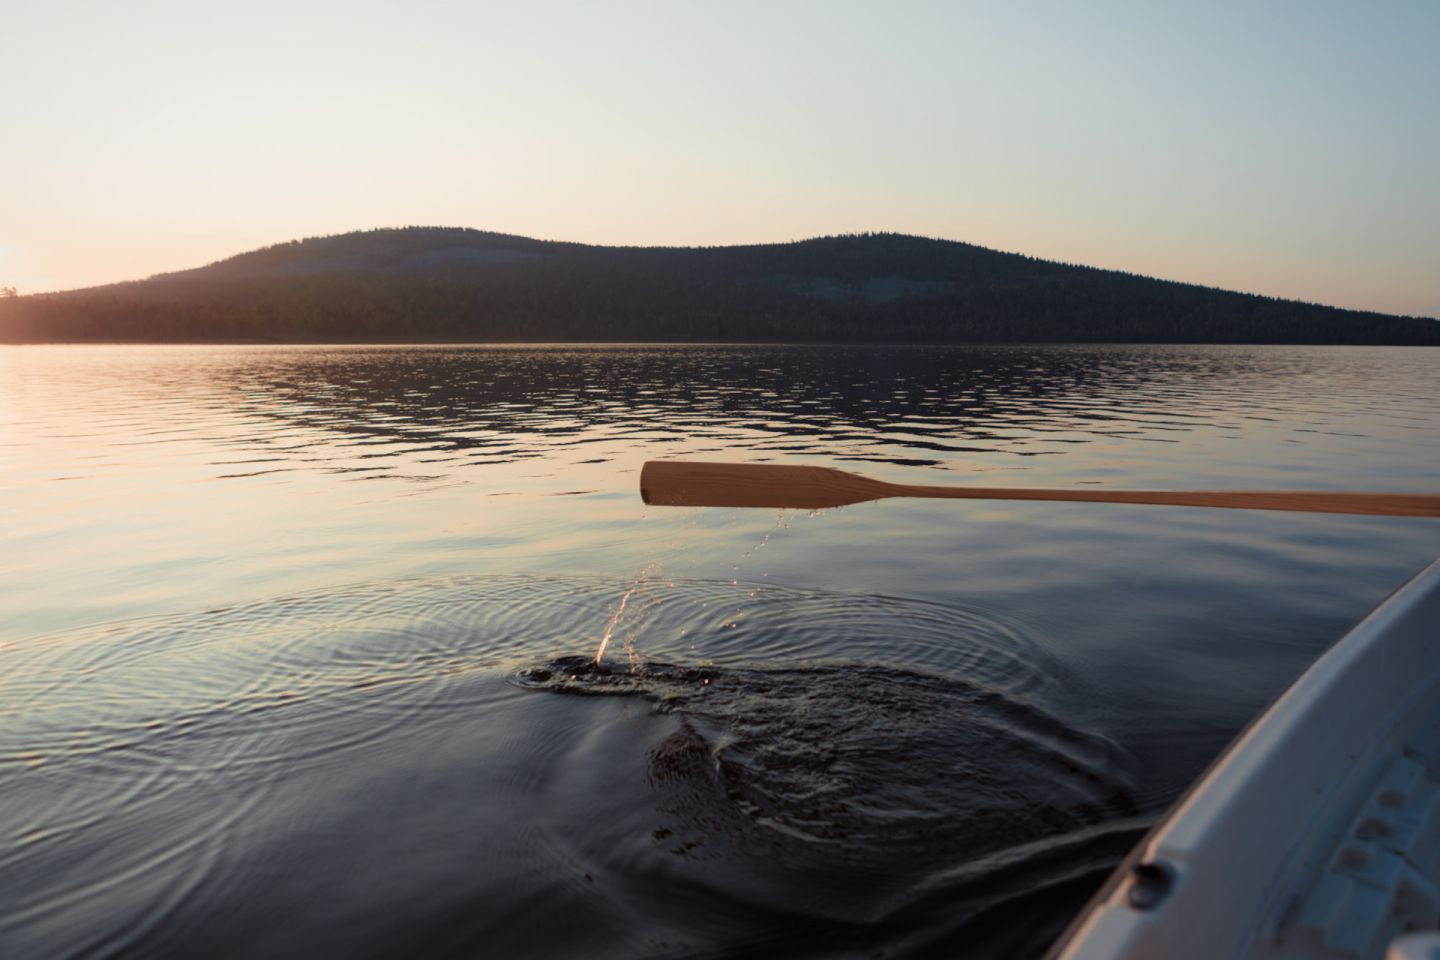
[3,344,1438,957]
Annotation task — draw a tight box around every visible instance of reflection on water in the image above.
[6,343,1438,489]
[2,343,1438,957]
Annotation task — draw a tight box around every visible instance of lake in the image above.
[3,343,1438,958]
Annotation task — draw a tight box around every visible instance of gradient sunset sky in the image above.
[4,1,1437,317]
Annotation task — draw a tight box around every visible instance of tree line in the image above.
[2,228,1435,345]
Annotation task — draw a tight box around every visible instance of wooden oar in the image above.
[639,460,1440,517]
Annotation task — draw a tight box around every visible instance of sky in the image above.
[3,0,1438,316]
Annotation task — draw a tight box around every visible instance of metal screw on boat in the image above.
[1127,861,1175,910]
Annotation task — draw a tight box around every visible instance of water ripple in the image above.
[0,574,1137,958]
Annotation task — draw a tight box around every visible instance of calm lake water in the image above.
[3,343,1438,958]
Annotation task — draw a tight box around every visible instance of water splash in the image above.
[594,561,662,665]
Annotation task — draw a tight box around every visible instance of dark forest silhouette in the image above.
[2,227,1435,344]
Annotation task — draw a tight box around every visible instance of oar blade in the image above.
[640,460,890,509]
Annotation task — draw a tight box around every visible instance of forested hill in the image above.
[2,227,1436,344]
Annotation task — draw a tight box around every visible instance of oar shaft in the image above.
[890,484,1440,517]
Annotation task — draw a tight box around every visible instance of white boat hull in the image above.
[1052,558,1440,960]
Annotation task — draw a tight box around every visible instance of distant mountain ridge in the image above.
[3,227,1436,344]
